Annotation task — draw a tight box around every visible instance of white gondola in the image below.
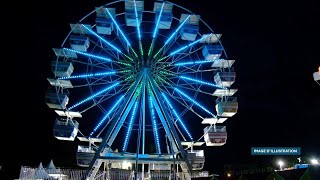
[155,12,173,30]
[201,117,228,124]
[180,141,205,170]
[211,59,235,68]
[54,110,82,118]
[186,150,205,170]
[180,14,200,41]
[76,145,95,167]
[200,33,222,44]
[153,2,173,29]
[52,48,78,59]
[47,78,73,89]
[215,97,238,117]
[53,119,79,141]
[180,24,199,41]
[214,71,236,87]
[51,61,74,78]
[45,91,69,109]
[70,24,93,35]
[69,35,90,52]
[212,88,238,97]
[202,45,223,60]
[95,17,113,35]
[204,126,227,146]
[96,7,116,18]
[125,0,144,27]
[95,7,115,35]
[76,137,102,167]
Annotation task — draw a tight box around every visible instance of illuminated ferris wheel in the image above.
[45,0,238,179]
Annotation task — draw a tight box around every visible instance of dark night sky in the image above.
[2,0,320,179]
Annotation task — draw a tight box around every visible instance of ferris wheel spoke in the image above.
[58,71,116,80]
[147,78,186,154]
[79,85,129,114]
[122,100,139,152]
[89,95,125,136]
[156,78,198,114]
[147,2,164,62]
[87,36,120,61]
[159,64,218,77]
[170,46,205,65]
[156,33,211,64]
[155,43,196,66]
[163,103,188,142]
[158,85,205,120]
[173,59,218,67]
[63,48,133,68]
[179,75,224,89]
[157,78,215,119]
[147,82,163,154]
[67,81,120,111]
[166,80,215,97]
[158,65,197,75]
[174,87,216,118]
[106,8,139,59]
[166,45,203,66]
[158,72,198,90]
[169,34,211,57]
[162,75,218,101]
[82,83,133,132]
[88,37,133,63]
[153,15,190,59]
[81,24,133,61]
[67,74,125,89]
[99,72,145,148]
[131,0,144,58]
[161,93,193,141]
[67,58,114,72]
[148,96,162,154]
[158,76,208,98]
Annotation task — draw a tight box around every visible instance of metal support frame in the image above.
[147,69,192,174]
[84,71,144,180]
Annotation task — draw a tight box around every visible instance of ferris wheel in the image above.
[45,0,238,179]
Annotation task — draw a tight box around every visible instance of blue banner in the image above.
[251,147,301,155]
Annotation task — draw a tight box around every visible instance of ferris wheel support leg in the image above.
[142,73,147,180]
[83,72,144,180]
[147,71,193,175]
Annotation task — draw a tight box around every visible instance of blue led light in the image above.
[82,25,122,53]
[153,2,165,38]
[106,8,131,46]
[68,82,119,110]
[122,101,138,151]
[149,98,161,153]
[133,0,142,40]
[174,59,217,66]
[63,48,112,62]
[180,76,223,88]
[58,71,116,80]
[174,88,216,117]
[153,15,190,59]
[162,93,193,141]
[169,34,211,56]
[90,95,125,136]
[165,15,190,45]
